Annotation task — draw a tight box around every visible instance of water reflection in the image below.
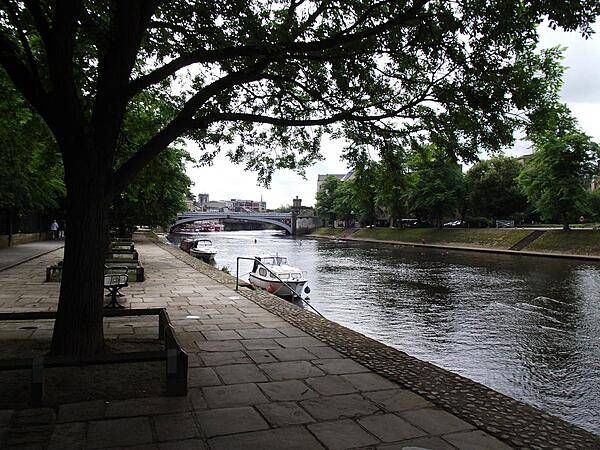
[167,230,600,433]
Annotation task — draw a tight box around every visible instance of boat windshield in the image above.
[261,256,288,265]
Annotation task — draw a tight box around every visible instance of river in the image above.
[167,229,600,434]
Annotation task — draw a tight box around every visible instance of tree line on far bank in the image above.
[316,106,600,231]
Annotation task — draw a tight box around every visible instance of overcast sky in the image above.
[186,23,600,209]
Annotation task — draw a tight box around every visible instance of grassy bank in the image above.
[350,227,529,249]
[309,227,599,255]
[526,230,600,256]
[309,227,348,238]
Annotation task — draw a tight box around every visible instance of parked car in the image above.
[443,220,466,227]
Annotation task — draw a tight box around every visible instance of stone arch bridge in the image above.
[172,211,293,234]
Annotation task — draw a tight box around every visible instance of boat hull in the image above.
[249,274,307,298]
[190,248,216,262]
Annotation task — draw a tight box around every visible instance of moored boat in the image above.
[189,239,217,262]
[249,255,309,299]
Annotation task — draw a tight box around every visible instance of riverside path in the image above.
[0,233,597,449]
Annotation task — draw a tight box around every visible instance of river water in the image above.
[168,229,600,433]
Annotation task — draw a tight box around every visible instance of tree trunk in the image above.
[50,175,108,356]
[562,213,570,231]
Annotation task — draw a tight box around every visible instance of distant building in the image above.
[197,193,209,208]
[204,200,229,211]
[316,170,354,192]
[515,154,533,166]
[230,198,266,212]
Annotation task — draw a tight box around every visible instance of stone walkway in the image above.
[0,241,65,272]
[0,237,596,449]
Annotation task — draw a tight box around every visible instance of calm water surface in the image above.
[168,230,600,433]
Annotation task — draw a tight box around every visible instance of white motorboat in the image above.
[189,239,217,262]
[249,255,309,298]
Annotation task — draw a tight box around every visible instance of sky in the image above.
[185,23,600,209]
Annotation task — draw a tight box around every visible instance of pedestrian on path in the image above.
[50,220,59,240]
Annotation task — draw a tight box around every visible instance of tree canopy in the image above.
[1,1,599,356]
[0,69,64,214]
[518,105,600,229]
[465,155,528,222]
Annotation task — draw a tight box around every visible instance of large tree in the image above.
[315,175,342,226]
[465,155,527,223]
[518,105,600,229]
[0,1,598,355]
[406,144,465,227]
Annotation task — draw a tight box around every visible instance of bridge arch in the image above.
[172,212,292,234]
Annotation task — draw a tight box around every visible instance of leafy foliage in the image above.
[518,105,600,229]
[0,70,64,213]
[465,156,528,221]
[111,147,192,229]
[315,175,342,226]
[406,145,465,227]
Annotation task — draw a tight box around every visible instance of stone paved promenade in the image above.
[0,236,597,449]
[0,240,64,272]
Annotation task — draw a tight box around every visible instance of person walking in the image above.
[50,220,59,240]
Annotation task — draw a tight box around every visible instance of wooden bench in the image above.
[0,308,188,404]
[104,266,129,308]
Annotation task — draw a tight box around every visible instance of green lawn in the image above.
[526,230,600,255]
[351,228,530,249]
[309,227,347,237]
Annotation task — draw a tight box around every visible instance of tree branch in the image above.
[22,0,51,45]
[127,0,430,98]
[111,66,267,196]
[198,109,419,128]
[0,29,49,118]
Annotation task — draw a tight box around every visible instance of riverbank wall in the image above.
[309,228,600,261]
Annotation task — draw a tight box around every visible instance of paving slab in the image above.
[258,380,319,401]
[158,438,208,450]
[57,400,105,423]
[208,426,325,450]
[400,408,476,435]
[188,367,221,387]
[198,350,251,366]
[259,360,325,380]
[195,406,269,437]
[47,422,86,450]
[202,383,269,408]
[214,363,268,384]
[256,401,315,427]
[269,347,317,361]
[87,417,153,448]
[378,436,457,450]
[364,389,433,412]
[308,419,380,449]
[358,413,427,442]
[341,372,399,391]
[443,430,514,450]
[104,396,192,418]
[300,393,380,420]
[305,375,358,396]
[153,412,199,442]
